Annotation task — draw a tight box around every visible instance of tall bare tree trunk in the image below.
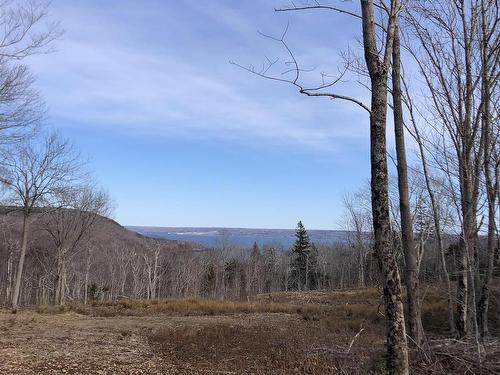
[477,0,498,336]
[371,76,409,375]
[457,161,475,337]
[458,0,478,338]
[84,250,90,304]
[6,248,14,303]
[412,113,456,333]
[60,259,67,305]
[361,1,408,373]
[478,159,497,336]
[358,241,366,288]
[391,23,424,346]
[55,248,68,305]
[55,252,62,304]
[12,213,30,310]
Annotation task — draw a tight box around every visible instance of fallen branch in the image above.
[345,327,365,354]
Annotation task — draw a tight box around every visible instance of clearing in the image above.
[0,289,498,374]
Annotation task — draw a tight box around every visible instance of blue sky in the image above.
[28,0,383,230]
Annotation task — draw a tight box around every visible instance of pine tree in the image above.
[201,264,217,298]
[250,242,261,259]
[289,221,318,290]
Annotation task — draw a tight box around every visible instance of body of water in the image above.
[128,226,353,249]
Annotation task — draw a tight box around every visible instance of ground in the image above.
[0,290,498,374]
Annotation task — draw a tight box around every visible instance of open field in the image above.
[1,289,499,374]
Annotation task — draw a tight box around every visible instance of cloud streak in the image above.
[30,0,369,152]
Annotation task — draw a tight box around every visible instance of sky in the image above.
[28,0,386,230]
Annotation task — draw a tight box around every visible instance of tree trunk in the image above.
[391,23,424,346]
[6,248,14,304]
[55,247,68,305]
[361,1,409,373]
[478,180,496,336]
[305,253,309,291]
[55,252,61,304]
[457,159,474,337]
[12,213,30,310]
[84,247,92,304]
[358,248,365,288]
[477,0,497,335]
[356,225,366,288]
[371,76,409,375]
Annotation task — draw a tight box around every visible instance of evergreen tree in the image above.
[251,241,260,256]
[201,264,217,297]
[289,221,318,290]
[223,258,246,299]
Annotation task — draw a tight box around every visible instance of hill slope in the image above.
[0,206,205,253]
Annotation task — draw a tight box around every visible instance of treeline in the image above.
[0,209,204,307]
[0,213,477,308]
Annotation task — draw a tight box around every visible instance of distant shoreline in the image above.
[127,226,358,249]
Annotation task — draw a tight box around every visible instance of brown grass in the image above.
[149,317,384,374]
[33,297,325,317]
[6,288,497,374]
[29,288,450,335]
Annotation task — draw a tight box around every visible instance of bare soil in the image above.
[0,290,498,374]
[0,290,385,375]
[0,311,385,374]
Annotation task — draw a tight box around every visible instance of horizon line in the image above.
[125,224,351,232]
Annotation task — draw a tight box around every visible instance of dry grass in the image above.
[31,292,389,335]
[33,297,325,317]
[29,288,451,339]
[149,320,383,374]
[3,288,499,374]
[255,288,383,306]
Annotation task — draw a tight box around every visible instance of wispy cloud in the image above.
[30,0,368,152]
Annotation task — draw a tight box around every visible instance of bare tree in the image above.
[0,0,61,59]
[44,184,111,305]
[0,133,81,309]
[0,61,44,143]
[0,214,19,304]
[477,0,500,337]
[401,70,457,335]
[342,189,372,288]
[233,1,409,372]
[0,0,62,143]
[83,240,96,305]
[406,0,498,339]
[391,19,424,346]
[360,2,410,370]
[143,240,162,299]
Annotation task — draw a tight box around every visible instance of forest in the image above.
[0,0,498,374]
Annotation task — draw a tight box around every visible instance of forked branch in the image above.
[230,25,370,114]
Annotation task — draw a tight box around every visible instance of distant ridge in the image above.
[0,206,205,253]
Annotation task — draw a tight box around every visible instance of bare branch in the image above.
[231,24,370,114]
